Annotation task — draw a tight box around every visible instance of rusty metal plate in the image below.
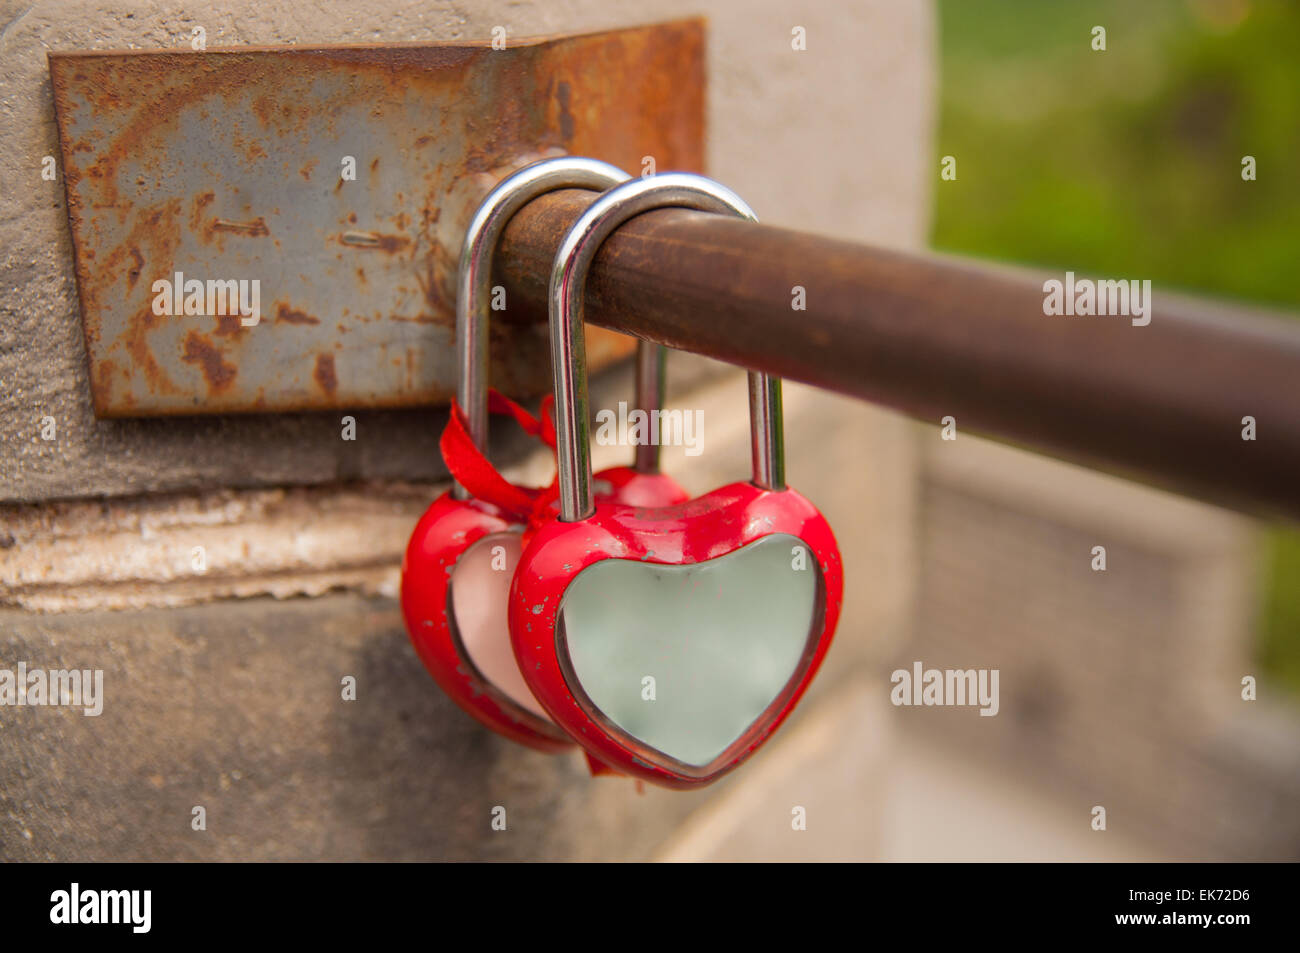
[49,20,705,417]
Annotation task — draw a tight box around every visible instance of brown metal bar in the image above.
[496,189,1300,521]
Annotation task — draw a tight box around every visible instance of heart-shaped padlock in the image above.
[509,173,844,788]
[401,157,687,753]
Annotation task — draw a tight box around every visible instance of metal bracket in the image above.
[49,20,705,417]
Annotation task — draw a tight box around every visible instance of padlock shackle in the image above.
[454,156,640,500]
[550,173,786,522]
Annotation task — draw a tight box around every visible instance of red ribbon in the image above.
[441,389,559,520]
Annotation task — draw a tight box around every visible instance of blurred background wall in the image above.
[899,0,1300,861]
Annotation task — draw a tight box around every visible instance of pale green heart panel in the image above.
[558,533,820,767]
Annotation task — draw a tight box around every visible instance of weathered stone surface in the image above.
[907,433,1300,861]
[0,595,711,860]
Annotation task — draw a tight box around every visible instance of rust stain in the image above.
[414,254,439,317]
[275,302,320,326]
[214,313,247,337]
[94,359,120,397]
[189,190,216,232]
[90,197,187,405]
[299,158,318,181]
[117,308,165,395]
[251,93,275,128]
[313,352,338,396]
[556,81,575,143]
[181,329,237,393]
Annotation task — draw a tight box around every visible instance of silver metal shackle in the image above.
[453,156,640,500]
[549,172,786,522]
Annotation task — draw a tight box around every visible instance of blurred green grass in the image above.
[933,0,1300,694]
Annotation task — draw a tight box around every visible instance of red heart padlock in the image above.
[510,173,844,788]
[401,157,687,754]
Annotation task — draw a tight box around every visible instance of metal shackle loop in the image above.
[549,172,786,522]
[453,156,633,500]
